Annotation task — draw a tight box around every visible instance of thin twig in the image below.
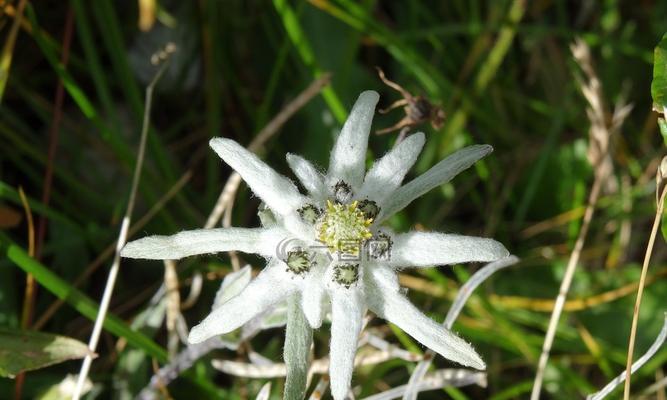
[364,369,487,400]
[136,306,274,400]
[623,183,667,398]
[658,368,667,400]
[588,313,667,400]
[307,375,330,400]
[164,259,181,358]
[223,197,242,270]
[639,370,667,400]
[212,348,423,379]
[71,48,174,400]
[136,337,236,400]
[403,256,519,400]
[365,333,421,362]
[180,270,203,310]
[35,6,74,261]
[444,256,520,328]
[205,172,242,230]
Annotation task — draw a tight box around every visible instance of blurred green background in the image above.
[2,0,667,398]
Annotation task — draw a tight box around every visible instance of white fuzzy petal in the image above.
[286,153,327,201]
[213,265,252,309]
[389,232,509,269]
[281,214,317,241]
[329,289,365,400]
[366,272,485,370]
[121,227,288,260]
[210,138,307,215]
[188,261,296,344]
[359,132,425,204]
[378,144,493,222]
[364,262,400,291]
[301,264,327,328]
[327,91,379,189]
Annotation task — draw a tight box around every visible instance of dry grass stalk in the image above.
[623,158,667,399]
[71,46,175,400]
[530,38,632,400]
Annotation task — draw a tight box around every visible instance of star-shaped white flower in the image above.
[121,91,509,400]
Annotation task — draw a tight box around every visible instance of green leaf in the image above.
[652,32,667,111]
[0,328,90,378]
[659,117,667,145]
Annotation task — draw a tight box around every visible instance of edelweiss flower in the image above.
[121,91,509,399]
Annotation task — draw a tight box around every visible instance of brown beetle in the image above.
[375,67,446,135]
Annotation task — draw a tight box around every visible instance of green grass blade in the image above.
[652,32,667,111]
[71,0,122,133]
[0,235,168,362]
[273,0,347,124]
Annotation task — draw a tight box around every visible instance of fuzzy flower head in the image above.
[121,91,509,400]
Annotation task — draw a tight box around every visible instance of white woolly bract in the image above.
[327,91,379,190]
[366,270,485,370]
[188,261,296,344]
[329,288,365,400]
[359,132,425,205]
[301,263,327,328]
[379,144,493,222]
[286,153,327,201]
[213,265,252,310]
[120,227,287,260]
[210,137,308,215]
[389,232,510,269]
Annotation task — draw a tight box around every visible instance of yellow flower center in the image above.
[318,200,373,254]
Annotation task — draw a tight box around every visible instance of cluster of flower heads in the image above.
[121,91,509,400]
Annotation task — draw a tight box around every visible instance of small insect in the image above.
[375,67,446,135]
